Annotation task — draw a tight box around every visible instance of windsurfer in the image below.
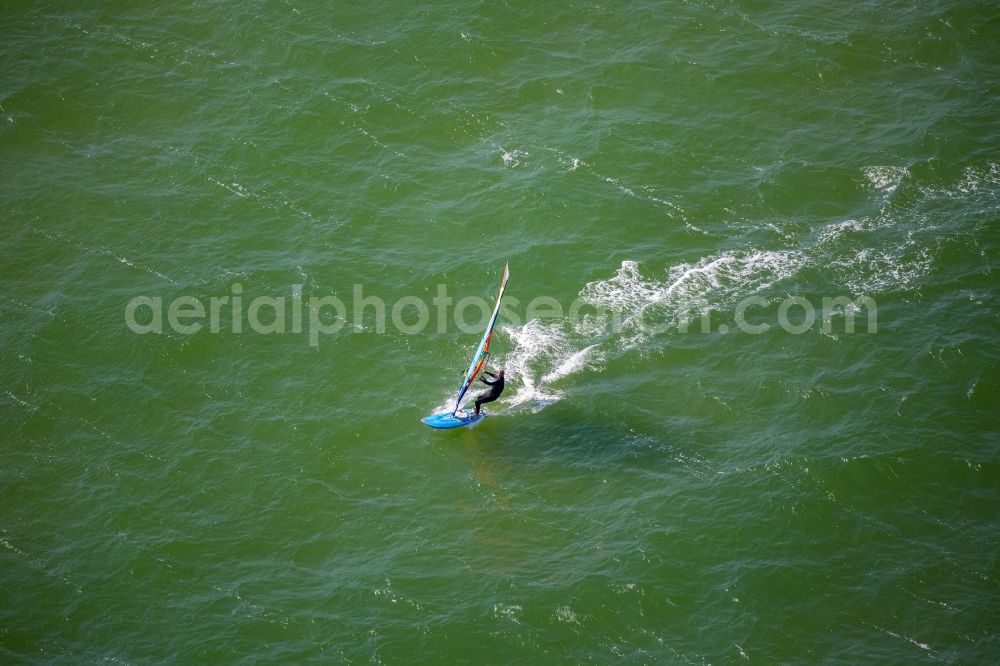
[473,368,505,415]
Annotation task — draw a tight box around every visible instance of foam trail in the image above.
[501,250,807,410]
[502,319,568,411]
[541,344,600,384]
[495,219,936,411]
[579,251,807,349]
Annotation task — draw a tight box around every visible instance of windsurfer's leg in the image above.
[474,391,499,414]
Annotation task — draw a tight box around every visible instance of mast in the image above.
[453,263,510,413]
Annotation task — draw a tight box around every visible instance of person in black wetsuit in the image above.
[473,368,505,415]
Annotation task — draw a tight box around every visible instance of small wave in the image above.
[955,161,1000,196]
[816,218,869,245]
[831,246,933,295]
[500,148,528,167]
[491,603,523,623]
[913,161,1000,201]
[863,165,908,194]
[553,605,581,625]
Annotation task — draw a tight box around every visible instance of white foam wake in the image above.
[501,319,575,411]
[499,249,807,411]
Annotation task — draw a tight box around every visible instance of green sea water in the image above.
[3,1,1000,663]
